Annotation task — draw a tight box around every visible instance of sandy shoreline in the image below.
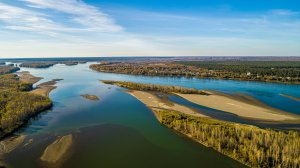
[127,90,207,118]
[18,71,60,97]
[18,71,42,84]
[175,92,300,122]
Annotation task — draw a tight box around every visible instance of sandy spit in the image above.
[127,90,207,118]
[175,93,299,122]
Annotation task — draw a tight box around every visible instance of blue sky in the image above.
[0,0,299,58]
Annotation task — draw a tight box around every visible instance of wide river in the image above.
[3,62,300,168]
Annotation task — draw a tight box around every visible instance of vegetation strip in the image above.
[154,109,300,168]
[101,80,209,95]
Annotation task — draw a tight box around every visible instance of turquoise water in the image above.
[3,62,300,168]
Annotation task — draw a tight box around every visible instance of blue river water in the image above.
[3,62,300,168]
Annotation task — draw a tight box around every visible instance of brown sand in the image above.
[30,79,60,97]
[31,85,57,97]
[128,91,207,118]
[40,134,73,163]
[18,71,42,84]
[175,93,299,121]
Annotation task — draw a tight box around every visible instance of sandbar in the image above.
[175,92,299,121]
[40,134,73,163]
[127,90,207,118]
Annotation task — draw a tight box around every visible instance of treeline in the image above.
[0,74,52,138]
[19,61,87,68]
[102,80,208,95]
[178,61,300,82]
[155,110,300,168]
[20,62,55,68]
[0,66,20,75]
[90,62,300,84]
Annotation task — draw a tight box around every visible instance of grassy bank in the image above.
[155,109,300,168]
[102,80,208,95]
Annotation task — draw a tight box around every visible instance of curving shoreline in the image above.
[104,80,300,123]
[127,90,207,118]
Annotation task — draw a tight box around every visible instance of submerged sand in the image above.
[175,92,299,121]
[127,91,207,118]
[0,135,26,155]
[40,134,73,163]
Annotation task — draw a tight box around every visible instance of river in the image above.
[3,62,300,168]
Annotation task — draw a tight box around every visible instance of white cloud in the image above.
[21,0,123,32]
[0,2,66,36]
[270,9,299,16]
[0,0,122,36]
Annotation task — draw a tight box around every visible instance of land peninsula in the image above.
[0,67,60,139]
[103,80,300,168]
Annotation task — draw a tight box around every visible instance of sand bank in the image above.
[127,91,207,118]
[31,79,62,97]
[175,92,299,121]
[40,134,73,163]
[81,94,100,101]
[18,71,42,84]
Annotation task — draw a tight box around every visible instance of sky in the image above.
[0,0,300,58]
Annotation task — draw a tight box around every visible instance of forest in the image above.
[19,61,87,68]
[19,62,55,68]
[0,73,52,138]
[90,61,300,84]
[155,109,300,168]
[102,80,208,95]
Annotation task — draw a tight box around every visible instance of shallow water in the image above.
[3,62,300,167]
